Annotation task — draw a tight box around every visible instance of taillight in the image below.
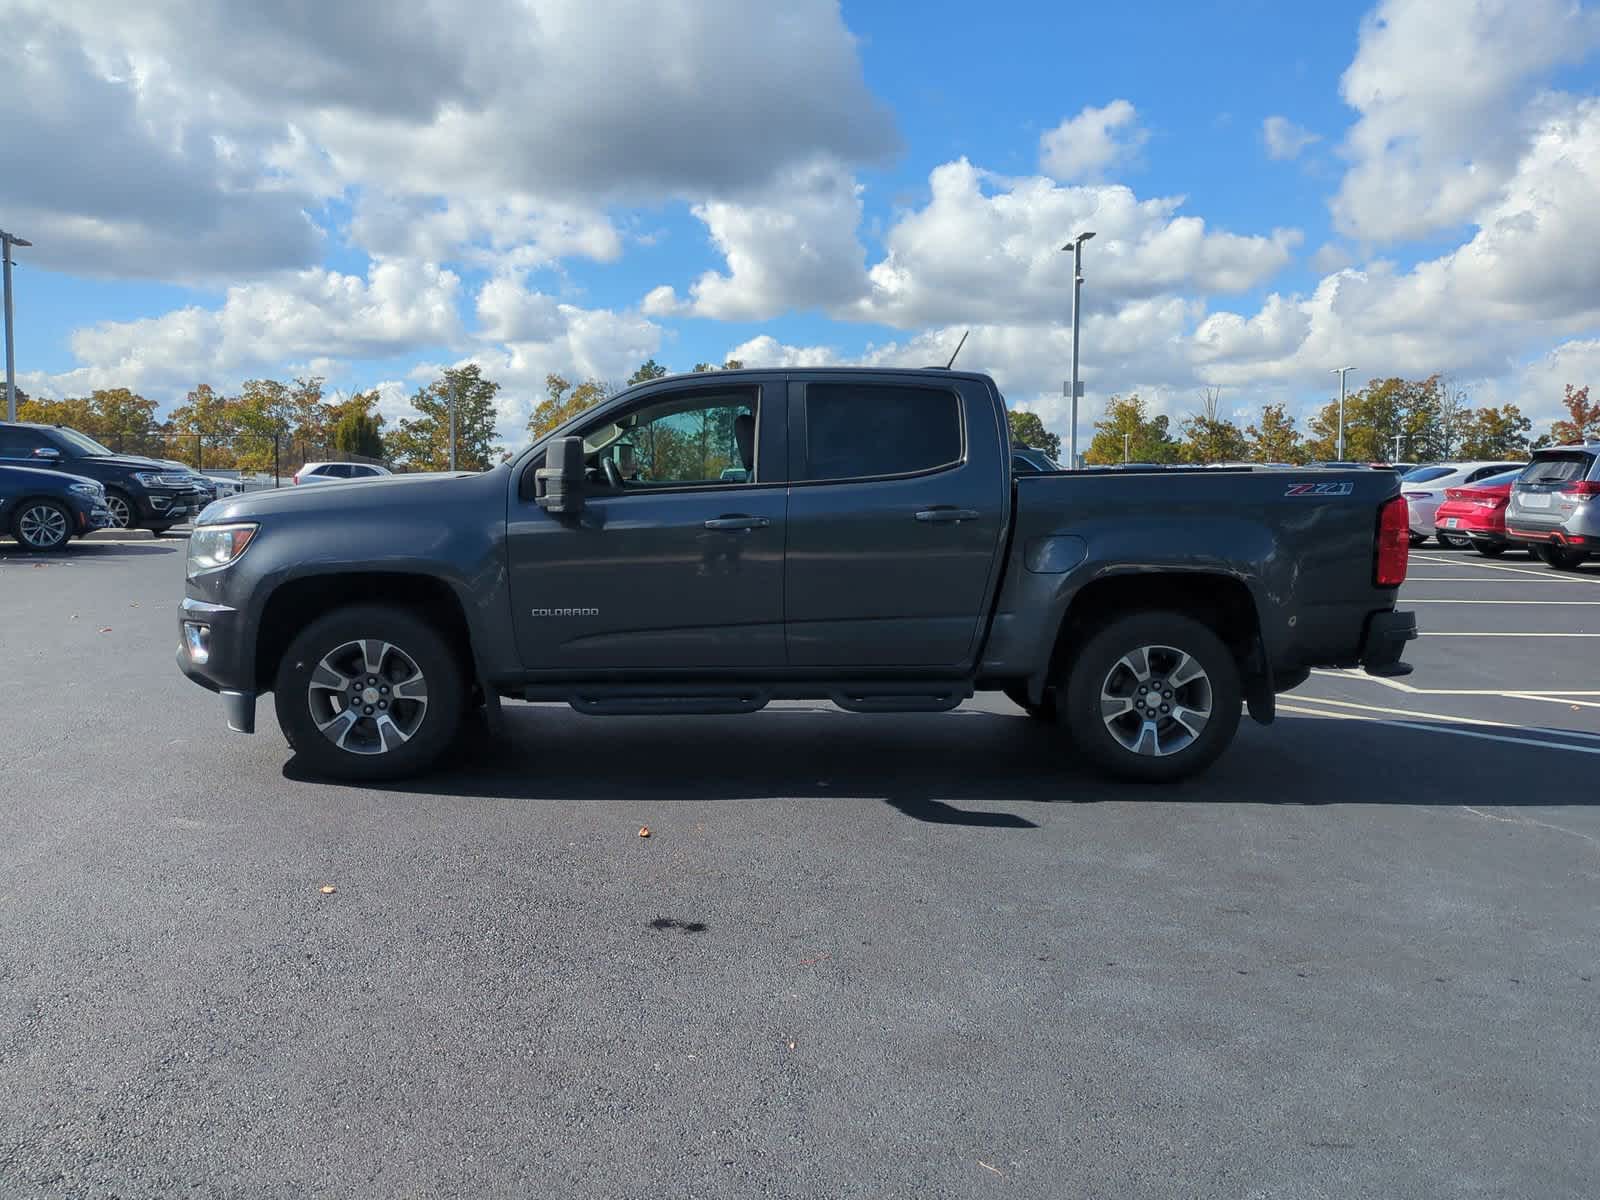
[1443,488,1465,501]
[1560,480,1600,500]
[1402,491,1432,500]
[292,473,300,485]
[1376,496,1409,587]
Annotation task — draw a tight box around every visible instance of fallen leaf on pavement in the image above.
[319,885,337,895]
[638,826,651,838]
[977,1160,1004,1178]
[98,627,113,633]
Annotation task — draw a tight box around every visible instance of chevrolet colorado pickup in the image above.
[177,368,1416,783]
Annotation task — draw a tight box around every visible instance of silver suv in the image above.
[1506,443,1600,569]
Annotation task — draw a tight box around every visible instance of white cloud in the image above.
[680,161,869,320]
[1040,100,1148,182]
[722,335,842,369]
[851,160,1299,329]
[1333,0,1600,243]
[1310,243,1353,273]
[7,0,898,278]
[1262,116,1320,161]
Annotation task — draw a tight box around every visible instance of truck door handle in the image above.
[704,515,771,531]
[915,508,981,523]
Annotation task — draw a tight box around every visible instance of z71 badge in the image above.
[1284,481,1354,496]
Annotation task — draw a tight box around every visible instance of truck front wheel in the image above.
[273,605,465,781]
[1061,612,1242,784]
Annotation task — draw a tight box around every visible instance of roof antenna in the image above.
[945,329,970,370]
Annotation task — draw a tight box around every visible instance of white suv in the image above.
[291,461,393,485]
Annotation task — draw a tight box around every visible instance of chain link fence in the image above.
[93,428,390,488]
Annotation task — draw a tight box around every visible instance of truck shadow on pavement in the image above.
[0,542,182,562]
[286,706,1600,824]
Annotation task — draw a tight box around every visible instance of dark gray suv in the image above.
[1506,443,1600,569]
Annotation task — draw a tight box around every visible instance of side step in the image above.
[522,680,974,716]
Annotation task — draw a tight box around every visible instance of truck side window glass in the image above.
[600,393,757,487]
[806,384,961,481]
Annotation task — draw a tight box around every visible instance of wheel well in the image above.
[1047,573,1263,685]
[254,573,476,692]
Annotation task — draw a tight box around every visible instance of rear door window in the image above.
[804,383,962,481]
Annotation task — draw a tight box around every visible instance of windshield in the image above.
[1401,466,1453,484]
[50,426,118,456]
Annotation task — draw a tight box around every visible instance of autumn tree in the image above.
[1178,387,1248,463]
[527,374,611,439]
[1007,410,1061,459]
[1456,404,1532,459]
[1305,376,1444,462]
[1244,403,1304,463]
[1084,394,1179,465]
[627,359,670,387]
[691,359,746,372]
[1547,384,1599,446]
[387,364,502,471]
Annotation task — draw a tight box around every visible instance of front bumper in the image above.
[137,488,205,525]
[176,595,257,733]
[1360,609,1417,678]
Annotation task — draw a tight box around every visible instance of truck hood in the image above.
[197,468,501,523]
[76,453,176,471]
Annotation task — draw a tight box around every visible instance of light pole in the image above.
[2,229,32,422]
[1123,431,1130,463]
[448,377,458,471]
[1331,366,1356,459]
[1063,231,1096,467]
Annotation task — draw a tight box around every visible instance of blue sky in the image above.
[9,0,1600,447]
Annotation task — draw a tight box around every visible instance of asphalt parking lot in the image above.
[2,539,1597,1199]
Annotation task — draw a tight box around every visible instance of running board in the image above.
[522,681,973,716]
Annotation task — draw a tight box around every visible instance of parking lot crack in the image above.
[1460,806,1600,850]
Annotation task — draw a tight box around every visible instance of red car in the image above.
[1432,467,1524,555]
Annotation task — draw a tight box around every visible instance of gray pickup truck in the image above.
[178,368,1416,783]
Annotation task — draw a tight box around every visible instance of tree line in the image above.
[1061,378,1597,466]
[14,366,1594,475]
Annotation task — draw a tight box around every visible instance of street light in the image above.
[1331,366,1356,459]
[1062,231,1096,468]
[2,229,32,423]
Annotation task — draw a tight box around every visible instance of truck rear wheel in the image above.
[273,605,465,781]
[1061,612,1241,784]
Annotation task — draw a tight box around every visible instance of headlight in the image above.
[68,482,103,497]
[187,523,258,575]
[133,471,163,487]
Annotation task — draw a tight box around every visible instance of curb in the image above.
[84,528,154,541]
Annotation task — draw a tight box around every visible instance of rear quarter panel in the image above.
[982,469,1401,680]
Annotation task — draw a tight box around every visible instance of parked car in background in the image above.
[1432,467,1524,555]
[1400,461,1527,546]
[0,422,207,533]
[291,461,394,485]
[1011,445,1061,473]
[0,464,113,551]
[1505,443,1600,570]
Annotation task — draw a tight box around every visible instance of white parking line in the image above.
[1421,632,1600,637]
[1278,703,1600,756]
[1406,599,1600,605]
[1310,669,1600,698]
[1283,694,1600,741]
[1405,576,1568,582]
[1411,553,1599,583]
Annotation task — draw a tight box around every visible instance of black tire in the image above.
[10,498,73,552]
[1533,544,1588,571]
[1438,533,1471,550]
[1474,542,1508,558]
[1061,612,1242,784]
[1003,683,1056,722]
[1407,532,1428,548]
[148,524,176,537]
[273,605,466,781]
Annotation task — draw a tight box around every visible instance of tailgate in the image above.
[1510,450,1594,528]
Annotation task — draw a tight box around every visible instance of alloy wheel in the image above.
[1098,643,1213,757]
[18,503,69,549]
[104,494,133,529]
[305,639,430,755]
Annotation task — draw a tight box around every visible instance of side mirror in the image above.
[535,436,585,515]
[32,446,61,461]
